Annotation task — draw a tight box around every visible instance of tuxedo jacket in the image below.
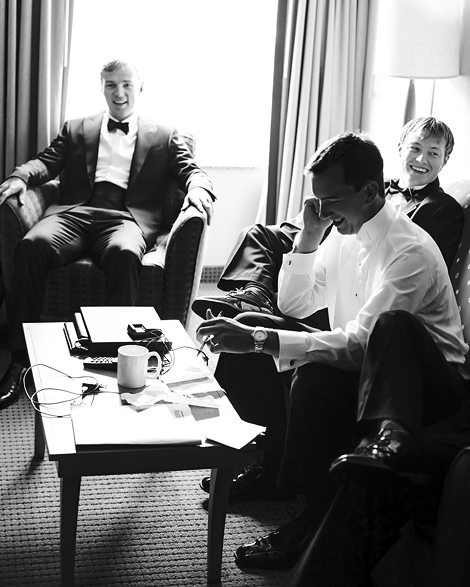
[10,112,214,249]
[385,178,464,269]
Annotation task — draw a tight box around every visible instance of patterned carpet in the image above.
[0,284,300,587]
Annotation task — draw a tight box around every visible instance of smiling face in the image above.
[399,132,447,188]
[101,63,142,121]
[311,163,382,236]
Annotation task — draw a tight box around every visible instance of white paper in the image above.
[198,416,265,450]
[162,366,211,385]
[162,393,219,409]
[166,375,224,397]
[71,404,202,445]
[161,347,213,385]
[121,379,220,409]
[121,379,171,407]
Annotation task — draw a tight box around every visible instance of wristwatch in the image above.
[251,327,268,353]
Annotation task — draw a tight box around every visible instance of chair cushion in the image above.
[41,252,166,322]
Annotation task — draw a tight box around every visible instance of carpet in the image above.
[0,285,300,587]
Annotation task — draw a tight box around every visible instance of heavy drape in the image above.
[263,0,372,224]
[0,0,74,179]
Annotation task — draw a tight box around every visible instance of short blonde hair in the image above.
[100,60,140,81]
[399,117,454,163]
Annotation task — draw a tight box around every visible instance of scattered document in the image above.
[165,376,224,397]
[120,378,220,409]
[198,416,265,451]
[71,404,202,446]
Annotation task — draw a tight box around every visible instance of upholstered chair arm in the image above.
[0,180,60,301]
[161,205,208,326]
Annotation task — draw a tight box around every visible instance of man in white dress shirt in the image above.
[196,132,470,576]
[192,117,462,324]
[0,59,215,408]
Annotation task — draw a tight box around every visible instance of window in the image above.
[66,0,277,167]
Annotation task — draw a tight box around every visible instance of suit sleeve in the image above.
[167,129,215,200]
[411,193,464,268]
[9,122,70,185]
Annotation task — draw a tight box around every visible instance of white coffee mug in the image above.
[117,345,162,388]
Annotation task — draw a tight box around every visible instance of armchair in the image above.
[0,133,208,326]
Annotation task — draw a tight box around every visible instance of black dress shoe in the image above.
[192,287,274,319]
[330,427,417,485]
[200,460,296,503]
[0,362,27,410]
[234,510,312,570]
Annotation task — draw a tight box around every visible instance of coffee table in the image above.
[24,319,245,587]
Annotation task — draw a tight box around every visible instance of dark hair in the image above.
[399,117,454,163]
[304,132,384,196]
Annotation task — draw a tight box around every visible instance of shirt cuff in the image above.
[274,329,311,371]
[282,251,317,274]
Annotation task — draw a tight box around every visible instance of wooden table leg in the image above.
[34,409,45,460]
[206,467,233,585]
[60,476,81,587]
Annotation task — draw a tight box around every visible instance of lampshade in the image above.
[374,0,460,79]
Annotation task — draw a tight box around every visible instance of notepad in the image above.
[71,404,202,446]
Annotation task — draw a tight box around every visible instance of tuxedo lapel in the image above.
[128,118,158,189]
[83,113,103,188]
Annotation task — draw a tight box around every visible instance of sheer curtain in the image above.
[0,0,74,179]
[263,0,372,224]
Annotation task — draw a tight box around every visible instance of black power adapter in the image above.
[127,324,172,359]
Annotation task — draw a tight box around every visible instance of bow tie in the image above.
[107,119,129,134]
[388,179,415,202]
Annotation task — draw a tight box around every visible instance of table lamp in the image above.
[373,0,460,123]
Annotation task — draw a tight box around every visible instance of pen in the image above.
[197,311,222,352]
[198,335,213,353]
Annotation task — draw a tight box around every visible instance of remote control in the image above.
[83,356,118,371]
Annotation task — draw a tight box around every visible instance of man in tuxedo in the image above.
[192,117,462,322]
[0,59,215,409]
[195,132,470,579]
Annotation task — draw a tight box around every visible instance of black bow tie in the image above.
[388,179,415,202]
[107,119,129,134]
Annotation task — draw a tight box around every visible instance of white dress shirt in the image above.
[277,200,468,372]
[386,183,426,215]
[95,112,139,189]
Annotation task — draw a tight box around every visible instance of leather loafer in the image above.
[0,362,27,410]
[234,511,312,570]
[200,460,296,503]
[330,427,417,485]
[192,287,274,319]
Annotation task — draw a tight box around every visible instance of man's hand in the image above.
[0,177,27,207]
[196,310,254,354]
[294,196,332,253]
[181,187,214,225]
[196,310,280,356]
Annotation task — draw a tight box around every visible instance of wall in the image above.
[200,166,265,268]
[362,0,470,188]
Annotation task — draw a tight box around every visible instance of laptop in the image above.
[77,306,162,355]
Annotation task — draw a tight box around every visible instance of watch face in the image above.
[253,329,267,342]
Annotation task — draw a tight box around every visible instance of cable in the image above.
[172,345,209,365]
[23,363,113,418]
[139,327,210,367]
[25,336,211,417]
